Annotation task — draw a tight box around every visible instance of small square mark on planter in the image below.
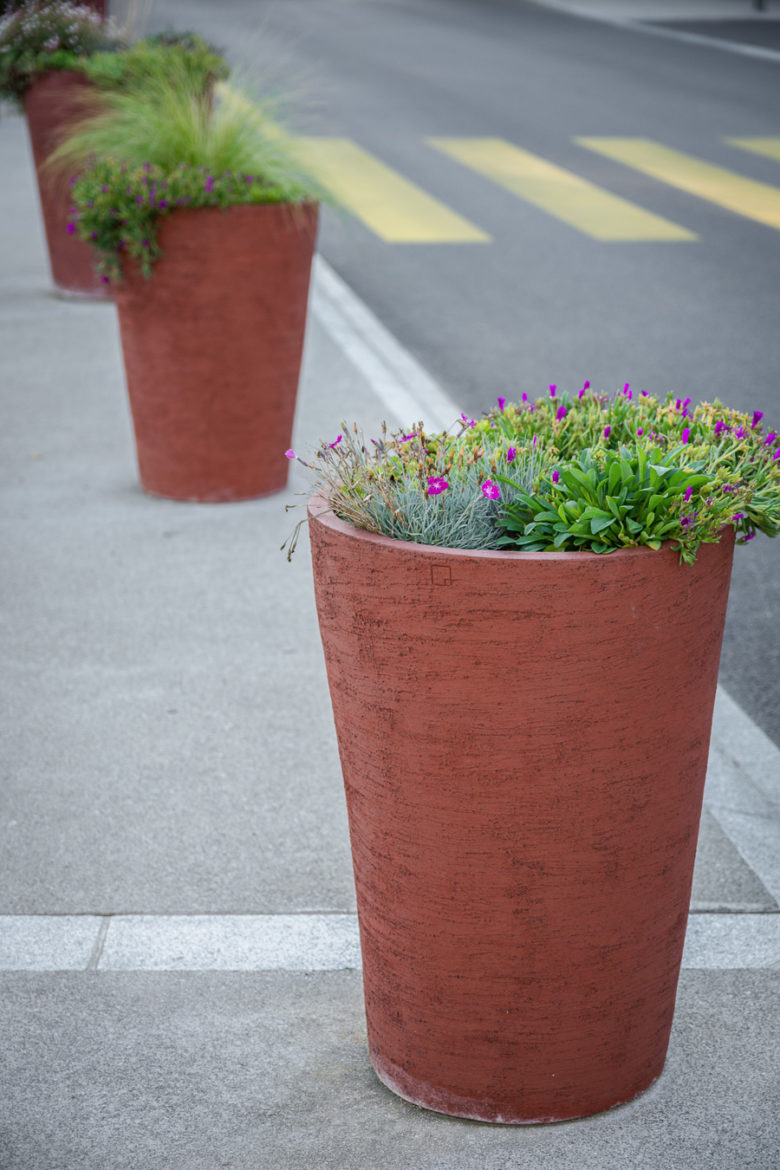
[431,565,452,586]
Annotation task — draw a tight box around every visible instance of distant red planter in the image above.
[310,502,735,1123]
[113,202,318,502]
[23,70,108,299]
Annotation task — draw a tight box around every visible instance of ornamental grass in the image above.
[52,63,323,280]
[284,382,780,564]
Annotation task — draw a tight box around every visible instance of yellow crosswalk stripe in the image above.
[725,137,780,164]
[293,138,490,243]
[577,138,780,231]
[427,137,696,241]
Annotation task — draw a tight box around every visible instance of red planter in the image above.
[23,70,108,299]
[309,500,735,1123]
[113,202,318,502]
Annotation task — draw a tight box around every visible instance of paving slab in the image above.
[0,970,778,1170]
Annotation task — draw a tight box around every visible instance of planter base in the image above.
[114,203,318,502]
[310,501,735,1124]
[371,1047,662,1124]
[23,71,109,300]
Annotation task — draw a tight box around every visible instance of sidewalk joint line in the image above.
[87,917,111,972]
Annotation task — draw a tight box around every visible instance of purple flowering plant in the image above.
[0,1,123,103]
[54,65,322,280]
[285,384,780,564]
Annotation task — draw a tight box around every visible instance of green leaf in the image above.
[590,513,616,535]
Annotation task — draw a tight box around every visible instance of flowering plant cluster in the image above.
[69,157,315,281]
[285,383,780,564]
[0,1,121,102]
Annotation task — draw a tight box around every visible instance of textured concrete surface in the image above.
[0,971,778,1170]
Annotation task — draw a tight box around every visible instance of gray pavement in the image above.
[1,81,779,1170]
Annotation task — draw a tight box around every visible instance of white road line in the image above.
[311,256,461,433]
[527,0,780,63]
[1,913,778,971]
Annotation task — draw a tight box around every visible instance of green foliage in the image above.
[496,447,722,562]
[57,67,322,279]
[287,388,780,562]
[285,424,548,558]
[0,1,122,102]
[80,31,228,92]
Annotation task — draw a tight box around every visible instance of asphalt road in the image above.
[145,0,780,746]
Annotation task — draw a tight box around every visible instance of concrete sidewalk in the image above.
[1,102,779,1168]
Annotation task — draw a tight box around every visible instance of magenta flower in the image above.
[532,435,538,448]
[506,446,517,463]
[556,405,567,420]
[285,449,296,459]
[682,428,691,444]
[481,480,500,500]
[66,223,76,234]
[684,486,693,502]
[603,426,611,438]
[752,411,764,429]
[734,426,745,439]
[579,379,590,399]
[552,469,560,484]
[637,428,644,436]
[521,393,528,402]
[205,176,215,193]
[732,512,745,521]
[497,397,507,412]
[549,384,556,398]
[328,435,343,448]
[399,433,416,442]
[460,412,475,428]
[765,432,777,445]
[714,420,727,436]
[427,476,449,495]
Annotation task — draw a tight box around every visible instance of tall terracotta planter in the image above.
[23,70,108,299]
[113,202,318,502]
[309,499,735,1124]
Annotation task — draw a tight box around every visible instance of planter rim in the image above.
[111,200,319,285]
[308,491,734,565]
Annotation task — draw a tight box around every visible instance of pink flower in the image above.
[552,469,560,484]
[549,384,557,398]
[579,380,590,399]
[497,397,507,412]
[603,426,611,438]
[682,428,691,444]
[285,449,296,459]
[506,447,517,463]
[556,405,567,420]
[481,480,500,500]
[67,223,76,234]
[637,428,643,436]
[328,435,343,448]
[427,476,449,495]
